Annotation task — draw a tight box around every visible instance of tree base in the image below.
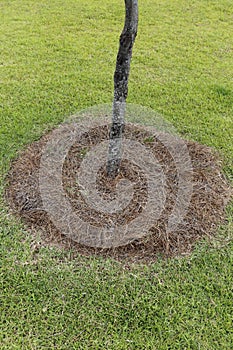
[5,122,232,264]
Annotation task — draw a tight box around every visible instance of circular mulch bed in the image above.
[5,121,232,264]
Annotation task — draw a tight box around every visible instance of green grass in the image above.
[0,0,233,348]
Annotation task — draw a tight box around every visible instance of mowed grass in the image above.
[0,0,233,349]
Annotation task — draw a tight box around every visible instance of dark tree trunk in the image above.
[107,0,138,178]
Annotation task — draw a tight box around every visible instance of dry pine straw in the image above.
[5,123,232,264]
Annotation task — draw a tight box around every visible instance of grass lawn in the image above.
[0,0,233,349]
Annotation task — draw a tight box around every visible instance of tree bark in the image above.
[107,0,138,178]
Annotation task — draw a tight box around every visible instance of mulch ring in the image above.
[5,122,232,264]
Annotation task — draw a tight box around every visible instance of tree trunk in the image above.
[107,0,138,178]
